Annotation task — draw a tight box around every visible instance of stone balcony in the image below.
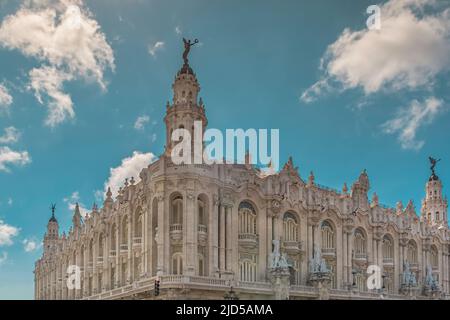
[238,233,258,249]
[353,253,368,262]
[383,258,394,265]
[322,248,336,257]
[81,275,446,301]
[282,240,303,254]
[133,237,142,248]
[109,250,116,258]
[198,225,208,243]
[170,224,183,241]
[120,244,128,253]
[97,257,104,266]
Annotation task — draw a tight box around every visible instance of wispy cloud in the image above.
[382,97,445,150]
[0,0,115,127]
[148,41,165,57]
[0,146,31,172]
[0,251,7,266]
[64,191,90,216]
[134,115,150,131]
[0,84,13,111]
[0,220,19,247]
[0,127,21,144]
[175,26,182,35]
[103,151,156,199]
[23,238,41,253]
[301,0,450,103]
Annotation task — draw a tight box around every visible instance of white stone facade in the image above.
[34,57,450,300]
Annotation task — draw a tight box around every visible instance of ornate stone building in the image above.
[34,48,450,300]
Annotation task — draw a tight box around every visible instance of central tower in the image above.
[164,39,207,157]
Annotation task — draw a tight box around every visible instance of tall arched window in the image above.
[238,201,257,235]
[171,195,183,225]
[283,212,299,242]
[88,239,94,264]
[110,224,116,251]
[172,253,183,275]
[98,234,104,259]
[121,216,128,246]
[431,246,438,268]
[354,229,366,256]
[239,258,257,282]
[382,236,393,261]
[321,221,335,250]
[407,241,417,264]
[134,208,142,238]
[198,254,205,276]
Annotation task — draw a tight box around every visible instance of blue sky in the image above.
[0,0,449,299]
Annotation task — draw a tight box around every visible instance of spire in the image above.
[72,202,82,227]
[422,158,447,225]
[49,203,57,223]
[164,38,207,158]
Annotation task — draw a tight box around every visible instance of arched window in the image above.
[238,202,257,235]
[321,221,335,250]
[407,241,417,264]
[98,234,104,258]
[382,236,393,261]
[172,253,183,275]
[354,229,366,256]
[283,212,299,242]
[198,255,205,276]
[121,216,128,245]
[431,246,438,268]
[88,239,94,264]
[355,273,366,292]
[198,198,206,226]
[134,208,142,238]
[171,196,183,225]
[239,258,257,282]
[110,224,116,251]
[436,212,440,221]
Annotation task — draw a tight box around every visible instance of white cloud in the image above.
[103,151,156,199]
[301,0,450,102]
[175,26,182,35]
[0,146,31,172]
[0,126,21,144]
[134,115,150,131]
[0,251,7,266]
[382,97,445,150]
[0,0,115,126]
[23,238,41,252]
[7,198,13,206]
[0,220,19,246]
[64,191,89,216]
[148,41,164,57]
[151,133,157,143]
[0,84,13,111]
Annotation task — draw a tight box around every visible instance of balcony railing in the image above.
[354,253,368,261]
[97,257,104,265]
[198,225,208,233]
[109,250,116,257]
[383,258,394,265]
[133,237,142,246]
[238,233,258,248]
[322,248,336,256]
[120,244,128,251]
[283,240,303,253]
[170,224,183,241]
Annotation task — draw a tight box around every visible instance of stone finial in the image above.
[372,192,379,207]
[342,183,348,194]
[106,187,112,199]
[124,178,129,187]
[308,171,315,186]
[396,201,404,214]
[130,176,135,185]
